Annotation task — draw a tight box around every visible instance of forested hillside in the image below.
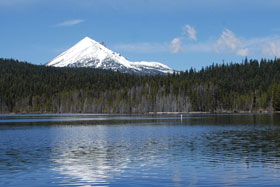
[1,58,280,113]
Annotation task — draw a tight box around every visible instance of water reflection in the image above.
[50,125,122,186]
[49,125,175,186]
[1,114,280,186]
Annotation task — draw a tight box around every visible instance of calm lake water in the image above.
[1,114,280,187]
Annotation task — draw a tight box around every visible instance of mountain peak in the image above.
[80,36,99,44]
[46,37,174,74]
[82,36,92,41]
[79,36,98,43]
[75,37,102,49]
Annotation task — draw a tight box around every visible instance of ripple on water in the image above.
[1,114,280,186]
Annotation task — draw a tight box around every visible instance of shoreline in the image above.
[1,110,279,115]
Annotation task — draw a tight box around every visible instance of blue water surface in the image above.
[1,114,280,186]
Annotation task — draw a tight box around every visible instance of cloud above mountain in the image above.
[53,19,85,27]
[170,38,182,53]
[114,27,280,59]
[183,25,197,41]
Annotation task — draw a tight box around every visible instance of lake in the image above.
[1,113,280,186]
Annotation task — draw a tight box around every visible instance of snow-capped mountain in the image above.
[46,37,174,74]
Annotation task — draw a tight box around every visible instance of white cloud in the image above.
[183,25,197,41]
[168,24,197,53]
[113,28,280,59]
[213,29,249,56]
[236,48,249,56]
[54,19,85,27]
[262,42,280,57]
[169,38,182,53]
[214,29,241,53]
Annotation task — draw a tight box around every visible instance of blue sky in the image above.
[1,0,280,71]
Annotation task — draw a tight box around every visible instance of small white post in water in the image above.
[181,114,183,121]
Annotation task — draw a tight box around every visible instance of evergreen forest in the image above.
[1,58,280,113]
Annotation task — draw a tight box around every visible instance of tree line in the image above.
[1,58,280,113]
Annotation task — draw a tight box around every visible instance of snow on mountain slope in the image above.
[46,37,174,74]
